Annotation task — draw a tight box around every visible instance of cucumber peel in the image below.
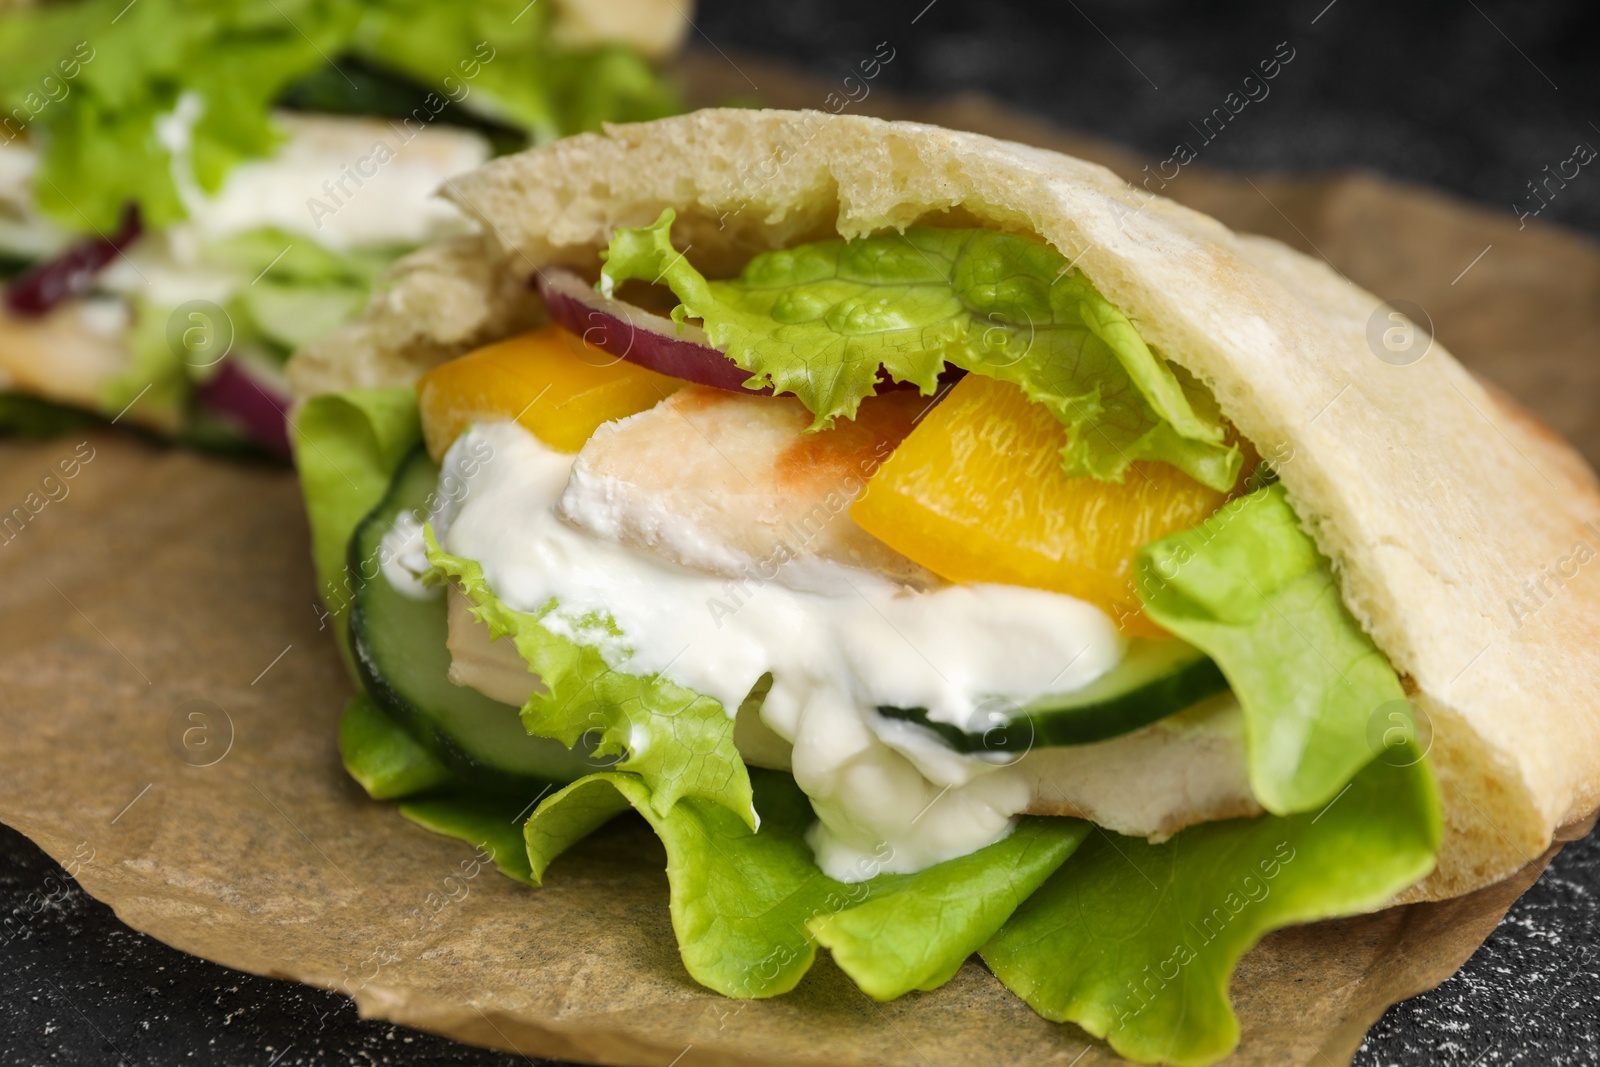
[877,639,1227,753]
[348,446,594,793]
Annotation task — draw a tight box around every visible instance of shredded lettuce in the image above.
[1135,484,1407,814]
[426,536,757,829]
[982,754,1440,1066]
[599,210,1241,491]
[525,769,1089,1000]
[0,0,681,234]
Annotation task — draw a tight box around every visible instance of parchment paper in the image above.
[2,55,1597,1067]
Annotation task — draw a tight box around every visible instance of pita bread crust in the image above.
[288,109,1600,900]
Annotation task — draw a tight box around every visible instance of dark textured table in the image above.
[4,1,1598,1064]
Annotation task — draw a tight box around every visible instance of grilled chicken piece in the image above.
[0,297,132,414]
[558,386,939,590]
[1017,695,1260,838]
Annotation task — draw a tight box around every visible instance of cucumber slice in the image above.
[349,446,594,792]
[877,639,1228,754]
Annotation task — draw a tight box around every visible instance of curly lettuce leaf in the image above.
[1135,484,1406,814]
[0,3,86,107]
[982,754,1440,1067]
[599,210,1240,490]
[525,769,1088,1000]
[427,536,756,829]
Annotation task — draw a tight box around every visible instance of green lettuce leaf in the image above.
[426,536,757,829]
[289,386,422,663]
[982,754,1440,1067]
[204,227,394,288]
[350,0,680,142]
[235,282,368,354]
[0,3,86,107]
[101,293,196,433]
[338,692,452,800]
[807,816,1091,1000]
[399,791,538,884]
[0,393,102,438]
[526,769,1088,999]
[599,210,1240,490]
[1135,484,1406,814]
[542,45,685,137]
[98,227,389,428]
[212,229,392,355]
[92,229,398,433]
[339,686,540,883]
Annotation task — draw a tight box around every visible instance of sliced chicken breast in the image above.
[558,385,938,589]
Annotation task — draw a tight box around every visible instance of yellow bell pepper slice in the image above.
[417,325,684,459]
[851,374,1233,635]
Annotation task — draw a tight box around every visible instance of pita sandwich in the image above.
[287,108,1600,1065]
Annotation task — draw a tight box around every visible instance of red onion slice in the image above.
[536,267,769,393]
[5,204,143,318]
[197,358,293,458]
[534,267,948,400]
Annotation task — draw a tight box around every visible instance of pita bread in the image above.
[288,108,1600,901]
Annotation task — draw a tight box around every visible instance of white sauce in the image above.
[0,140,68,260]
[436,422,1127,880]
[184,111,488,251]
[380,509,443,601]
[153,91,207,218]
[95,110,490,302]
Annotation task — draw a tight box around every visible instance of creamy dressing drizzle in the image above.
[432,421,1127,880]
